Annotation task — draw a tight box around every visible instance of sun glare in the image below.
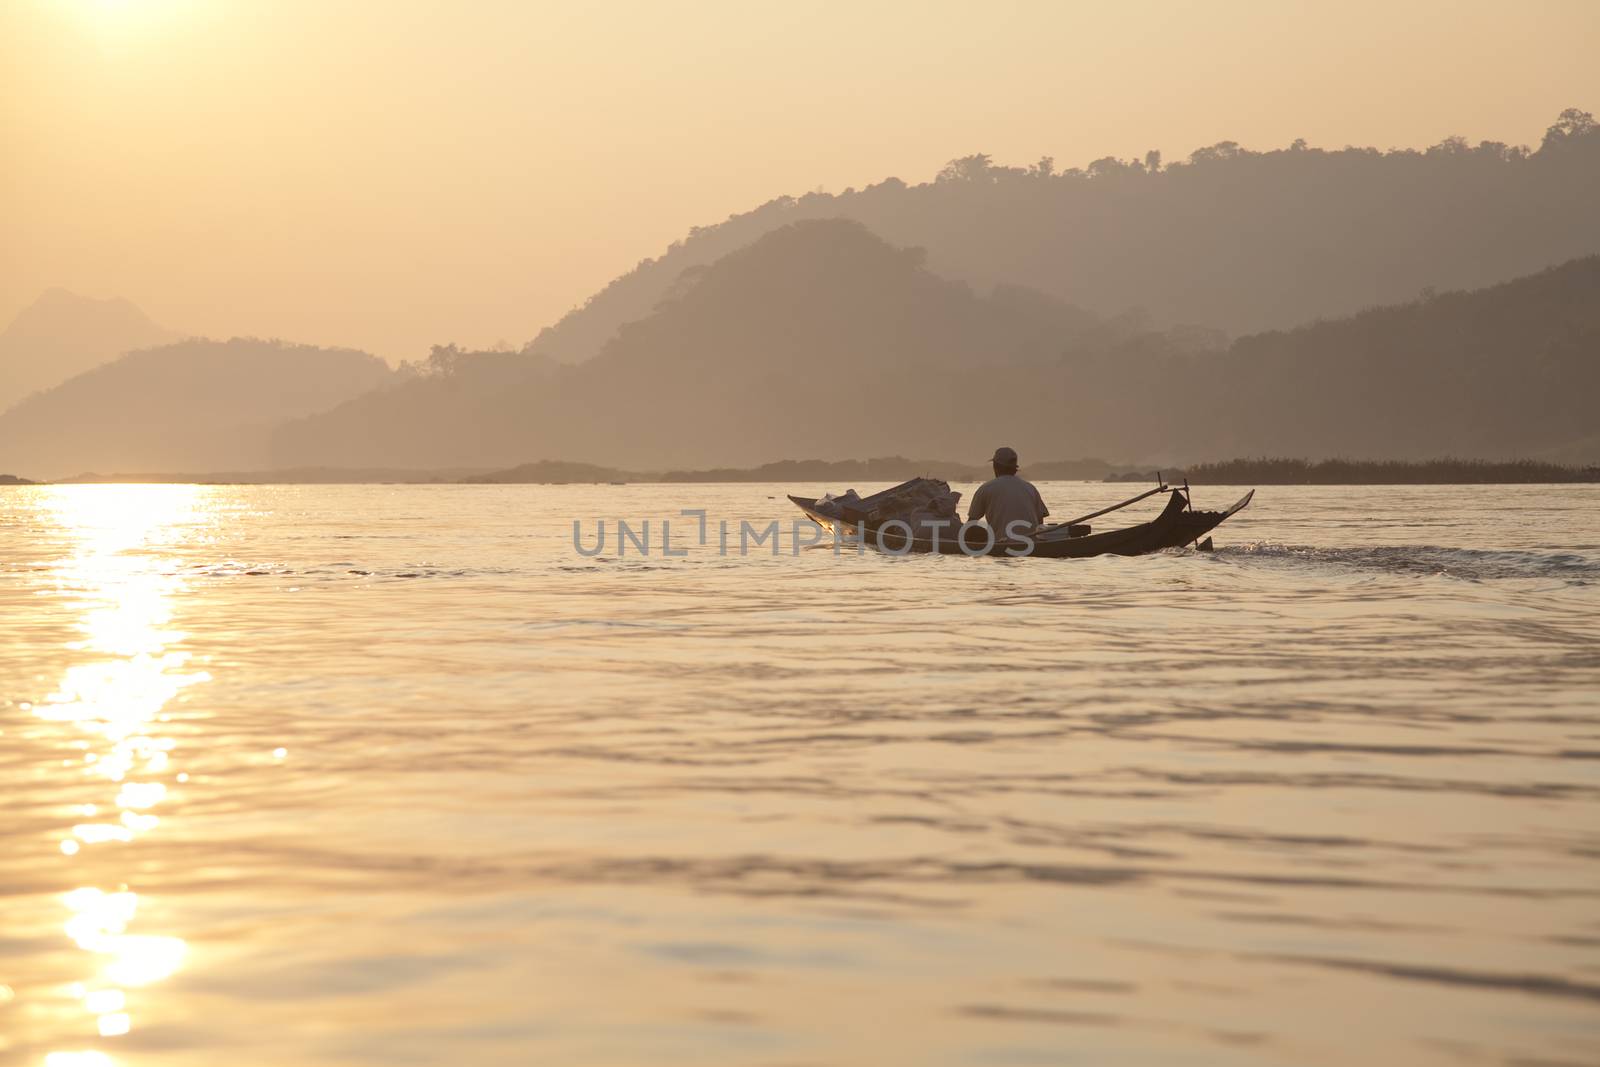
[58,0,193,37]
[31,485,208,1056]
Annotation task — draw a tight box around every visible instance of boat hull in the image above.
[788,488,1253,559]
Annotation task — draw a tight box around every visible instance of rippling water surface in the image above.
[2,482,1598,1066]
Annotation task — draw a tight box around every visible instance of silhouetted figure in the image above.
[968,446,1049,541]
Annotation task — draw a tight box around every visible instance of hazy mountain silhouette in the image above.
[529,108,1600,364]
[274,220,1143,469]
[275,220,1600,470]
[0,289,178,413]
[270,343,560,469]
[1189,257,1600,459]
[0,338,396,478]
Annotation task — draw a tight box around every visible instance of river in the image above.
[2,482,1597,1066]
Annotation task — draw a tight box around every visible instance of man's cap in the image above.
[991,446,1018,465]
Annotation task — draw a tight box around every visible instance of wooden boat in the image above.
[787,481,1254,559]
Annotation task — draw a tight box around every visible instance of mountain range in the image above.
[269,222,1599,470]
[0,338,395,477]
[527,109,1600,364]
[1,110,1597,479]
[0,289,177,413]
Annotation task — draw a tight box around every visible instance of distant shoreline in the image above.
[1112,458,1600,485]
[6,456,1597,487]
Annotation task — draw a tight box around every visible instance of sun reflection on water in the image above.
[31,486,213,1063]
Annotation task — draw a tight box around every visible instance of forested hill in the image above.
[528,108,1600,364]
[1191,255,1600,460]
[272,221,1600,471]
[273,220,1125,469]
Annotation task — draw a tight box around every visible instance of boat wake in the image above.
[1214,543,1600,583]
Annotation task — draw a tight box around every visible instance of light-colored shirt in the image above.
[968,474,1049,538]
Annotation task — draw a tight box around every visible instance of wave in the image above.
[1214,543,1600,582]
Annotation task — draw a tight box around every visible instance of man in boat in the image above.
[968,446,1049,542]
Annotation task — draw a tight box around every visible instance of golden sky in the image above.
[4,0,1598,362]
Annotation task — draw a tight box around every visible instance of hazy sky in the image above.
[4,0,1598,362]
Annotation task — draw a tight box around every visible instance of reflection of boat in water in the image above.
[788,478,1254,559]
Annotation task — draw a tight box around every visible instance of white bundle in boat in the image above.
[824,478,962,536]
